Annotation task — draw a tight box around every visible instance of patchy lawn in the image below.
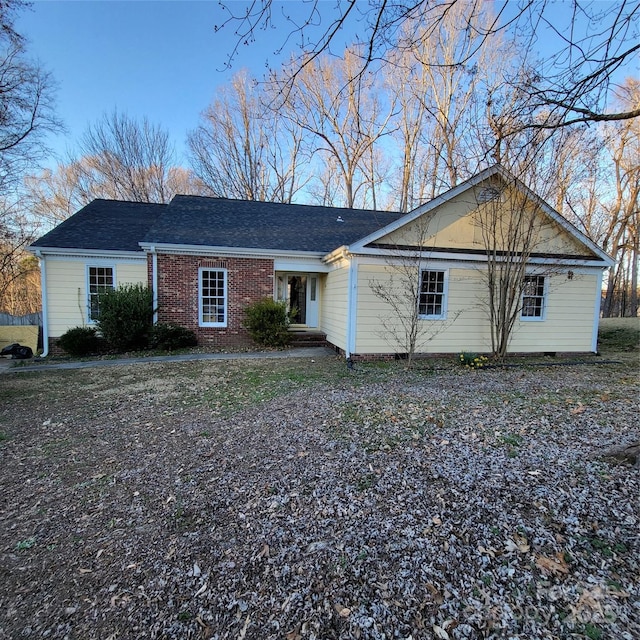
[0,350,638,639]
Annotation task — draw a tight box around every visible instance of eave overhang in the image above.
[28,246,146,260]
[138,242,330,271]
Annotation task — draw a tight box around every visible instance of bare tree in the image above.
[0,0,59,313]
[75,111,185,204]
[474,171,578,358]
[600,79,640,317]
[278,49,395,208]
[0,196,40,314]
[23,161,91,226]
[0,5,60,194]
[188,70,305,202]
[25,159,206,230]
[369,214,460,368]
[404,1,500,196]
[216,1,639,127]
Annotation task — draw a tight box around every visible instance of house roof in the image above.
[30,195,404,255]
[29,166,612,267]
[30,199,167,252]
[142,196,404,253]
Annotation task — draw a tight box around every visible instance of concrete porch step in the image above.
[288,330,328,348]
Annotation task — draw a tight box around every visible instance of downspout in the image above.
[35,250,49,357]
[592,269,604,353]
[150,246,158,324]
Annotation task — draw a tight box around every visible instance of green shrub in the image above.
[57,326,103,357]
[243,298,292,347]
[148,323,197,351]
[95,284,154,352]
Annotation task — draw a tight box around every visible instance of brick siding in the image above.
[151,254,275,347]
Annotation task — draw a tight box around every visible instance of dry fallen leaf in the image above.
[576,587,605,616]
[535,552,569,576]
[334,604,351,618]
[432,624,449,639]
[514,534,530,553]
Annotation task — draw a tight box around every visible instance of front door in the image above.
[276,273,319,328]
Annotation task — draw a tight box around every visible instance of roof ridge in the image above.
[169,194,403,215]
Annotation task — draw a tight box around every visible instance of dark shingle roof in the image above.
[143,196,403,253]
[31,196,404,254]
[30,200,167,252]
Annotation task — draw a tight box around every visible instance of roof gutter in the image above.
[26,246,145,259]
[138,242,326,260]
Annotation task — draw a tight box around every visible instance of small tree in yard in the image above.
[475,176,570,359]
[96,284,154,352]
[369,214,460,369]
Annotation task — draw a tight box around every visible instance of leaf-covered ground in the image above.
[0,354,638,639]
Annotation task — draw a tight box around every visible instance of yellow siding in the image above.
[321,263,349,351]
[0,326,39,353]
[379,185,595,258]
[509,273,598,352]
[46,258,147,338]
[354,262,599,355]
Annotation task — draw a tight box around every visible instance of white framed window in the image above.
[199,268,227,327]
[418,269,448,319]
[87,265,114,322]
[521,274,547,320]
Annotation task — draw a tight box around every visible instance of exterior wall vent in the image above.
[477,186,502,203]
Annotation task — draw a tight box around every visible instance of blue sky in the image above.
[16,1,319,166]
[16,1,637,171]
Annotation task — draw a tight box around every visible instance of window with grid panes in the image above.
[199,269,227,326]
[521,275,546,319]
[88,266,114,321]
[418,270,446,318]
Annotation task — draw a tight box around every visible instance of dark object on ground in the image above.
[599,440,640,468]
[0,343,33,359]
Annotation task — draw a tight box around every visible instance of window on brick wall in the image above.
[87,265,114,322]
[199,268,227,327]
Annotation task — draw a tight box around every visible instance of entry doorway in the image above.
[276,273,319,328]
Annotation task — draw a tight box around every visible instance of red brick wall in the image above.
[151,254,275,347]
